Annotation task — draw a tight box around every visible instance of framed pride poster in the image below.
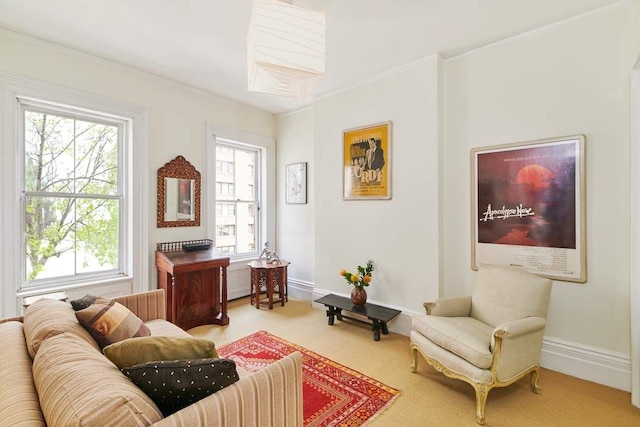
[471,135,586,282]
[343,121,391,200]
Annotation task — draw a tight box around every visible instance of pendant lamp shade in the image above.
[247,0,326,98]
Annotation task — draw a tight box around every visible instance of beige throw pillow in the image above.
[75,297,150,349]
[103,336,219,369]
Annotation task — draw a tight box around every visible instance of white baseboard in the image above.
[303,285,632,392]
[287,278,315,301]
[540,336,631,392]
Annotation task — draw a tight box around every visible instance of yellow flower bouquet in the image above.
[340,260,374,289]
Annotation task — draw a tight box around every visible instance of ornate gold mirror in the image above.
[157,155,201,228]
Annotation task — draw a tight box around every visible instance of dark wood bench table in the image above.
[315,294,401,341]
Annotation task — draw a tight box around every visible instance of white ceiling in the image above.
[0,0,622,114]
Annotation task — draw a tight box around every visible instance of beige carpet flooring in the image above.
[189,297,640,427]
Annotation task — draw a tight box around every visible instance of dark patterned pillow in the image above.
[69,294,98,311]
[122,358,240,416]
[75,297,151,348]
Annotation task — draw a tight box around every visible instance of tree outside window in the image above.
[22,107,123,282]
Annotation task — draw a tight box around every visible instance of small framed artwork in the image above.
[285,162,307,204]
[471,135,586,282]
[343,121,392,200]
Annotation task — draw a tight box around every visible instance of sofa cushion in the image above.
[23,298,100,358]
[33,332,162,426]
[123,358,240,416]
[75,297,151,348]
[103,336,219,369]
[412,314,494,369]
[0,321,46,426]
[145,318,192,338]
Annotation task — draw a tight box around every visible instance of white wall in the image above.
[2,0,637,392]
[0,30,275,298]
[275,109,315,298]
[311,56,442,310]
[276,1,638,391]
[443,2,635,355]
[440,2,638,390]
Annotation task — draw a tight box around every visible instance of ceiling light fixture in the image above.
[247,0,326,98]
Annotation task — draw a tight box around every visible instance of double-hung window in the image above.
[206,123,274,266]
[214,140,260,257]
[19,100,126,286]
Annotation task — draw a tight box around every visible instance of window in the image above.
[206,123,274,264]
[216,160,233,174]
[214,141,259,257]
[216,203,235,216]
[216,225,236,236]
[0,76,148,317]
[216,182,234,198]
[19,99,130,287]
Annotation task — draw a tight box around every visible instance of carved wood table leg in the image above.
[220,266,229,325]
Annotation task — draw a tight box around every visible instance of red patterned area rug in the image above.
[217,330,400,426]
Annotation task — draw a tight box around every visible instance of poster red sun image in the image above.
[477,143,576,248]
[472,135,586,282]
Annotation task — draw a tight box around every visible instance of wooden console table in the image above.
[248,260,290,310]
[156,240,230,330]
[314,294,401,341]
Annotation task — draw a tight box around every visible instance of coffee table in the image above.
[314,294,401,341]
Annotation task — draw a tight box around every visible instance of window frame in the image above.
[214,140,259,257]
[206,123,275,263]
[19,99,127,287]
[0,74,149,317]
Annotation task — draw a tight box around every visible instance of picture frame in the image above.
[343,121,392,200]
[285,162,307,204]
[471,135,586,282]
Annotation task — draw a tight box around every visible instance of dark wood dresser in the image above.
[155,240,230,330]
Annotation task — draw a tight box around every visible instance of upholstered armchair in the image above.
[410,265,552,425]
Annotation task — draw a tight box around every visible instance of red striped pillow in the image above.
[75,298,150,349]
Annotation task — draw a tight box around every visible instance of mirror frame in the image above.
[157,155,201,228]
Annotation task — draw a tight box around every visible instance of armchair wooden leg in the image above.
[530,367,542,394]
[410,345,418,373]
[474,384,490,425]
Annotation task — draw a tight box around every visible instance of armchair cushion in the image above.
[471,265,552,327]
[412,314,494,368]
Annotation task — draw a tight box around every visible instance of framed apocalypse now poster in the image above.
[471,135,586,282]
[343,121,392,200]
